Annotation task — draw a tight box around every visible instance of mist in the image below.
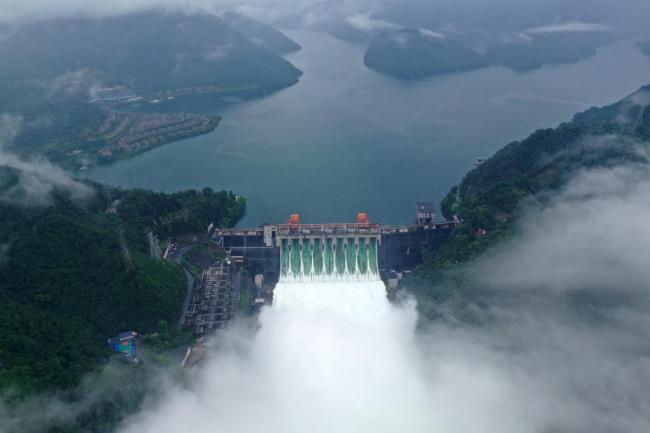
[0,0,321,24]
[2,0,650,39]
[0,361,180,433]
[473,163,650,293]
[0,115,92,206]
[96,160,650,433]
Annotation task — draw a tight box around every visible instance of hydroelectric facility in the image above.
[212,203,458,290]
[182,203,457,336]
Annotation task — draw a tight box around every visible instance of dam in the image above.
[184,203,456,336]
[212,202,458,290]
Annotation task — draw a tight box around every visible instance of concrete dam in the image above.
[211,203,457,290]
[184,203,456,336]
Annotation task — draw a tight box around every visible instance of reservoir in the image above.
[86,31,650,226]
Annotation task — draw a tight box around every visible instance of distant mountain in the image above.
[364,26,613,80]
[272,2,381,44]
[486,31,611,72]
[364,29,489,79]
[222,11,301,55]
[0,11,302,96]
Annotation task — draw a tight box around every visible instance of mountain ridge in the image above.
[406,85,650,306]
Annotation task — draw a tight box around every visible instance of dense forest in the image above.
[0,171,245,396]
[407,85,650,308]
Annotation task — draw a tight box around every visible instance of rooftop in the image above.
[416,202,435,213]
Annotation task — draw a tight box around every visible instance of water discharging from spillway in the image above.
[273,237,390,320]
[279,238,380,282]
[113,235,432,433]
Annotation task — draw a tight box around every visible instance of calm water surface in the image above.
[87,31,650,226]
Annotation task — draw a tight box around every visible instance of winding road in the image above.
[172,244,199,326]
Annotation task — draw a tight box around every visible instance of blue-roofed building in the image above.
[108,331,139,361]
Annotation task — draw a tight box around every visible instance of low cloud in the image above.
[473,164,650,293]
[344,12,399,32]
[524,20,611,35]
[0,0,211,23]
[0,0,325,24]
[389,31,409,47]
[204,41,233,61]
[0,362,175,433]
[229,0,326,22]
[419,28,445,40]
[610,87,650,127]
[48,69,106,99]
[0,115,92,206]
[626,87,650,107]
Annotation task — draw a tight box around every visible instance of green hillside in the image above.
[408,85,650,300]
[0,173,245,395]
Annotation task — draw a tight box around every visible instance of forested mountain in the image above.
[408,85,650,302]
[364,26,613,79]
[486,31,611,72]
[0,11,302,96]
[0,174,245,394]
[364,29,488,79]
[222,11,301,55]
